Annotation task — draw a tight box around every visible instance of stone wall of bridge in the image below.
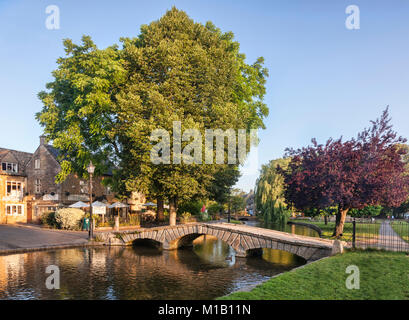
[96,222,338,262]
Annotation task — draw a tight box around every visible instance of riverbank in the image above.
[219,249,409,300]
[300,220,381,240]
[0,224,90,255]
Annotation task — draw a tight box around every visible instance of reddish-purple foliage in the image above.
[282,108,409,213]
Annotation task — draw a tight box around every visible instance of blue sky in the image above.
[1,0,408,192]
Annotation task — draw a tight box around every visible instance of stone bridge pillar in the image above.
[233,248,247,258]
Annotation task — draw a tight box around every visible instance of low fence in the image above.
[321,219,409,252]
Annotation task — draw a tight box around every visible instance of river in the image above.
[0,222,318,300]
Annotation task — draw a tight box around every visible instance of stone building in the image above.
[25,136,115,222]
[0,136,116,224]
[0,148,32,224]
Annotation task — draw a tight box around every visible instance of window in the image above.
[34,159,40,169]
[1,162,18,173]
[5,204,24,216]
[80,180,88,194]
[35,179,41,193]
[6,181,22,195]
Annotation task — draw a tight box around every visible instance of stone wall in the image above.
[25,144,60,197]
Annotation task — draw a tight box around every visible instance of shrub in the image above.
[40,211,58,228]
[55,208,85,230]
[85,212,102,226]
[211,213,221,220]
[129,214,140,226]
[208,203,223,216]
[350,205,383,218]
[141,210,156,223]
[198,211,210,221]
[177,201,203,216]
[180,212,192,223]
[119,214,141,227]
[97,221,114,228]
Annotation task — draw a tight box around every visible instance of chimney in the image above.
[40,135,46,146]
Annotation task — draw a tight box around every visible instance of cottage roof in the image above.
[45,144,60,160]
[0,147,33,174]
[42,143,113,176]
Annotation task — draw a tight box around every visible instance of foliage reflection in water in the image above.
[0,233,307,300]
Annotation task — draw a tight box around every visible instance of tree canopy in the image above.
[36,8,269,225]
[255,157,291,224]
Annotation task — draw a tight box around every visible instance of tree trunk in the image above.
[227,201,231,223]
[324,214,328,225]
[157,197,164,222]
[169,197,177,226]
[333,207,349,238]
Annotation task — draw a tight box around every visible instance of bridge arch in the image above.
[132,238,163,249]
[234,232,328,261]
[165,225,239,251]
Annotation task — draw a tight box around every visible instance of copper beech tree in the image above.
[282,108,409,237]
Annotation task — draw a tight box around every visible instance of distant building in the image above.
[244,189,255,215]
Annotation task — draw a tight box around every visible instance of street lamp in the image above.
[87,161,95,240]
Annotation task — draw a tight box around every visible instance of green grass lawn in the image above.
[391,221,409,242]
[229,219,243,224]
[219,250,409,300]
[302,221,380,242]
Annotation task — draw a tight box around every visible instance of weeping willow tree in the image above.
[255,158,291,224]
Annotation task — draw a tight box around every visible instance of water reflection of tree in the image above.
[247,220,319,238]
[104,247,234,299]
[0,244,304,300]
[190,235,235,267]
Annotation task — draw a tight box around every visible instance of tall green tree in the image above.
[37,8,269,226]
[350,205,383,218]
[207,166,241,206]
[116,8,269,225]
[36,36,127,181]
[229,188,247,215]
[255,158,291,224]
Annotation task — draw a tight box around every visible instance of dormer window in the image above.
[1,162,18,173]
[35,159,40,169]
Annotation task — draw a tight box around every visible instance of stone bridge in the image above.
[97,222,339,262]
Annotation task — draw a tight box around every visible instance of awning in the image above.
[69,201,89,208]
[142,202,157,207]
[92,201,108,207]
[108,202,129,208]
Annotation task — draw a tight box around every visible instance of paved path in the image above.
[210,222,334,248]
[0,224,89,254]
[377,221,409,251]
